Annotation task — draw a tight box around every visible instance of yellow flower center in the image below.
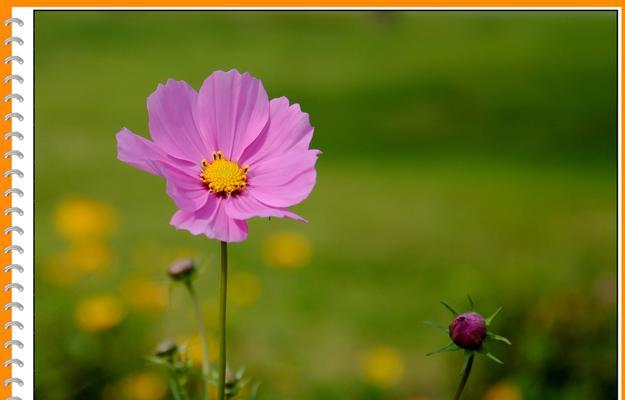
[200,151,249,196]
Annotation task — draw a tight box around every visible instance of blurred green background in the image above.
[35,11,617,400]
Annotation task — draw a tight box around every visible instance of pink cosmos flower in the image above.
[116,70,319,242]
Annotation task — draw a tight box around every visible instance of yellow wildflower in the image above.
[43,241,113,286]
[183,334,218,364]
[53,196,118,241]
[123,278,168,313]
[64,241,112,272]
[483,381,522,400]
[74,295,125,332]
[119,372,167,400]
[263,231,312,269]
[361,346,404,388]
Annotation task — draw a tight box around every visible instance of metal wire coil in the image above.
[3,16,24,399]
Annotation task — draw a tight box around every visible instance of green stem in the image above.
[186,281,211,400]
[217,241,229,400]
[167,368,186,400]
[453,355,474,400]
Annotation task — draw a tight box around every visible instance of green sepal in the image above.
[478,346,504,364]
[467,295,475,310]
[146,356,168,366]
[440,301,459,317]
[249,381,262,400]
[426,342,460,356]
[485,307,502,326]
[487,331,511,345]
[485,352,504,364]
[424,320,449,333]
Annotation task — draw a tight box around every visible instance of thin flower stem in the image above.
[167,368,187,400]
[217,241,229,400]
[453,354,474,400]
[185,281,211,400]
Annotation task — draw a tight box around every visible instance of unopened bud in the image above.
[167,258,196,282]
[449,312,487,350]
[155,339,178,360]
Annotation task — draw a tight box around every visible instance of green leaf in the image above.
[487,332,511,345]
[485,307,502,326]
[440,301,459,317]
[467,295,475,310]
[426,342,460,356]
[424,320,449,333]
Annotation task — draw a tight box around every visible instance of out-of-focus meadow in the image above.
[35,11,617,400]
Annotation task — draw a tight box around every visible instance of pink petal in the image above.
[248,149,320,188]
[170,199,248,242]
[196,70,269,161]
[224,191,307,222]
[170,208,217,236]
[155,161,210,212]
[116,127,167,176]
[240,97,314,166]
[245,148,319,208]
[148,79,208,162]
[249,167,317,208]
[211,202,249,242]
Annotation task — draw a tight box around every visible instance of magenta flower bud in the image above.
[449,312,487,350]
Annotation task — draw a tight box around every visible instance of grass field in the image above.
[35,11,617,400]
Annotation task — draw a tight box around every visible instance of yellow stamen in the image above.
[200,152,249,196]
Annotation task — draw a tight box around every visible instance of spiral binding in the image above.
[3,16,24,400]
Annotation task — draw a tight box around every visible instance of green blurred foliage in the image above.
[35,11,616,400]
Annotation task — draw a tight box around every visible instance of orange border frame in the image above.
[0,2,620,398]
